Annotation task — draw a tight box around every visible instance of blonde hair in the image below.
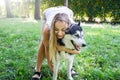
[49,13,70,60]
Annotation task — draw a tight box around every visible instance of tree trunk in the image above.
[4,0,13,18]
[64,0,68,7]
[34,0,40,20]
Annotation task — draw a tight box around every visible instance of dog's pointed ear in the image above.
[65,29,70,34]
[78,21,80,26]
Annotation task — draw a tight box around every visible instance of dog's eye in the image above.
[74,34,80,38]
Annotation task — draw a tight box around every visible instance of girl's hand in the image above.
[56,44,66,51]
[56,44,80,54]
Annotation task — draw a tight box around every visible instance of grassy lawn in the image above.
[0,18,120,80]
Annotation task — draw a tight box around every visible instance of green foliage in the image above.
[1,0,120,22]
[41,0,120,22]
[40,0,64,13]
[0,18,120,80]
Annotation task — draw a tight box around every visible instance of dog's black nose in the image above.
[82,44,86,47]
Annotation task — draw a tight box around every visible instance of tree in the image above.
[4,0,13,18]
[34,0,40,20]
[64,0,68,7]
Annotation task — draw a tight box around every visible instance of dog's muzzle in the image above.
[70,40,81,51]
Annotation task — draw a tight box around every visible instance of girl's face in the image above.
[55,21,68,39]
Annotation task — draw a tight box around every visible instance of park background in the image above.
[0,0,120,80]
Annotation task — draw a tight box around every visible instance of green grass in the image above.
[0,18,120,80]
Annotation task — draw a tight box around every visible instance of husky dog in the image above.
[43,6,86,80]
[53,22,86,80]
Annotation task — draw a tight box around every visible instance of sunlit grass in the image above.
[0,18,120,80]
[74,24,120,80]
[0,18,41,80]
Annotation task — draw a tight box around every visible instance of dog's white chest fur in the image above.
[56,35,75,60]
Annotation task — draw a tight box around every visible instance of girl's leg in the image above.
[34,23,47,72]
[35,41,45,72]
[32,41,45,79]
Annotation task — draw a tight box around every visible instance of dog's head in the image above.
[65,21,86,51]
